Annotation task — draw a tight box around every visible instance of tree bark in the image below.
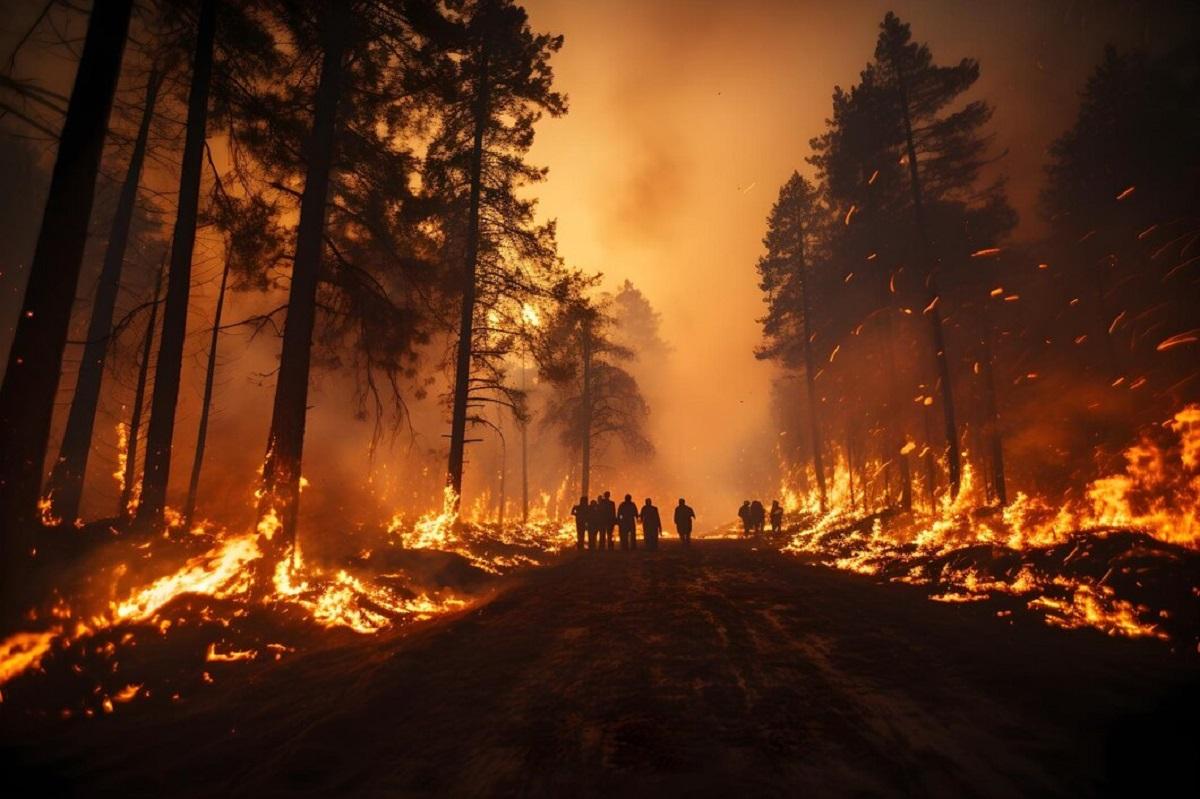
[136,0,217,528]
[520,351,529,524]
[258,1,351,554]
[121,259,165,518]
[0,0,133,558]
[446,45,491,512]
[46,68,162,523]
[183,250,230,528]
[887,43,962,499]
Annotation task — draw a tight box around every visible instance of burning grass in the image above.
[0,490,574,719]
[775,405,1200,649]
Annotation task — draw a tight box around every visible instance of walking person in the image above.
[769,500,784,534]
[738,500,751,537]
[750,499,766,536]
[641,498,662,551]
[587,498,600,550]
[601,490,617,550]
[674,498,695,546]
[571,495,588,550]
[617,493,639,550]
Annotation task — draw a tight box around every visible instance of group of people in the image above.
[571,492,696,551]
[737,499,784,536]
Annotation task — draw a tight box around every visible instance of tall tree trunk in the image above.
[579,321,593,500]
[887,44,962,498]
[257,2,351,556]
[980,321,1007,506]
[446,45,491,512]
[0,0,133,558]
[520,351,529,525]
[136,0,217,528]
[46,68,162,523]
[183,251,230,528]
[121,258,165,517]
[497,414,506,529]
[796,236,827,513]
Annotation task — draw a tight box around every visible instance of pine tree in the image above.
[755,173,829,512]
[871,12,1007,499]
[540,298,652,498]
[44,67,164,523]
[0,0,133,576]
[430,0,565,513]
[136,0,218,528]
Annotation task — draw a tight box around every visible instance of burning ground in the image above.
[773,404,1200,649]
[1,408,1197,795]
[0,497,573,722]
[2,541,1196,796]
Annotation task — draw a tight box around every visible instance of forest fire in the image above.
[0,480,576,702]
[779,405,1199,645]
[1,0,1198,792]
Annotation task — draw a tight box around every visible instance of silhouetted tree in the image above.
[756,173,829,512]
[121,257,166,518]
[44,67,163,523]
[183,239,231,530]
[1042,43,1200,394]
[872,11,1007,498]
[431,0,566,512]
[809,71,914,511]
[540,298,652,499]
[0,0,133,577]
[136,0,218,528]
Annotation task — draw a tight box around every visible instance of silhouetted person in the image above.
[587,498,600,550]
[617,493,638,550]
[738,500,751,537]
[750,499,765,535]
[674,498,695,546]
[570,495,588,550]
[641,498,662,550]
[600,490,616,550]
[769,500,783,534]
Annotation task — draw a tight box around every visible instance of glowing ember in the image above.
[113,422,129,493]
[206,643,257,662]
[0,631,57,687]
[778,406,1200,642]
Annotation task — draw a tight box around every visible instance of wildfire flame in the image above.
[779,405,1200,642]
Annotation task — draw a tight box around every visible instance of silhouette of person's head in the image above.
[624,493,632,502]
[579,495,587,504]
[644,497,653,506]
[742,500,749,506]
[678,498,686,505]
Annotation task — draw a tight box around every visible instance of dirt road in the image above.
[7,540,1196,796]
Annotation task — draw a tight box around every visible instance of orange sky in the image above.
[3,0,1196,526]
[521,0,1195,512]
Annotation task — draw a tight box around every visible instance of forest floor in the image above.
[4,538,1196,797]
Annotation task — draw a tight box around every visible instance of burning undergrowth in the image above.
[777,405,1200,651]
[0,492,574,722]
